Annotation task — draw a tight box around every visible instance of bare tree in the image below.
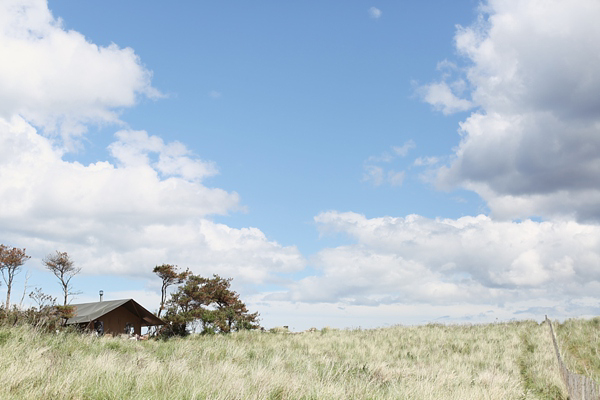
[0,245,31,308]
[43,251,81,306]
[19,270,31,308]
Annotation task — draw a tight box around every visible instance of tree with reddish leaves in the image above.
[153,264,190,319]
[163,273,260,336]
[198,274,259,333]
[0,245,30,309]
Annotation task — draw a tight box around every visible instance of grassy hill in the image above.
[1,318,595,399]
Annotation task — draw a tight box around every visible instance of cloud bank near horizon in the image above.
[273,211,600,306]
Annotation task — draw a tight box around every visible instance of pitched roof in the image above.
[66,299,164,326]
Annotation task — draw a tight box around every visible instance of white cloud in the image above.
[505,250,548,286]
[109,130,219,181]
[436,59,458,74]
[427,0,600,221]
[418,81,473,115]
[368,7,382,19]
[362,165,384,186]
[276,211,600,311]
[392,140,416,157]
[0,0,159,142]
[414,156,439,166]
[0,117,235,222]
[0,116,305,287]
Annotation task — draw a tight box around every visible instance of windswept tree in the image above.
[0,245,30,308]
[43,251,81,306]
[164,273,259,336]
[153,264,190,318]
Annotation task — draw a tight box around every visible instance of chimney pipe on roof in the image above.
[99,290,104,302]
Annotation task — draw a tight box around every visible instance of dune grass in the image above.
[555,317,600,383]
[0,320,570,399]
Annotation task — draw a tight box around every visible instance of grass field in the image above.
[555,317,600,383]
[0,319,589,399]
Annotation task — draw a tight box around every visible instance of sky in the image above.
[1,0,600,331]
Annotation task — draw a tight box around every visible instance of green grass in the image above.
[0,320,573,399]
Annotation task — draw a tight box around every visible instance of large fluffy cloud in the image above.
[0,118,233,223]
[0,0,159,140]
[0,115,304,285]
[276,211,600,311]
[419,0,600,221]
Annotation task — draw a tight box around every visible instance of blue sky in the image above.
[53,0,480,239]
[1,0,600,331]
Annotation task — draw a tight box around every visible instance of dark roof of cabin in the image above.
[66,299,164,326]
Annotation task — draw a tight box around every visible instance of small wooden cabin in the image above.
[66,299,164,336]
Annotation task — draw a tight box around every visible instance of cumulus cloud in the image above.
[0,116,304,286]
[425,0,600,221]
[277,211,600,310]
[109,130,219,182]
[0,0,159,142]
[0,117,234,223]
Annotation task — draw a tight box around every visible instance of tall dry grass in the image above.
[0,320,568,399]
[555,317,600,383]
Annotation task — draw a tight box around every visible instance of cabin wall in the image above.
[93,306,142,336]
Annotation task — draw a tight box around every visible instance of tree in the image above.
[18,270,32,309]
[43,251,81,306]
[153,264,190,318]
[163,273,259,336]
[0,245,30,309]
[29,287,56,311]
